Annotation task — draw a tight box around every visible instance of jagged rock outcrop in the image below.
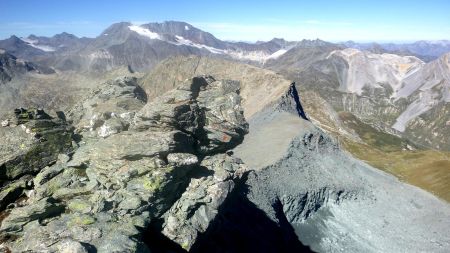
[161,154,247,251]
[134,76,248,154]
[67,76,147,139]
[0,108,73,212]
[0,75,248,252]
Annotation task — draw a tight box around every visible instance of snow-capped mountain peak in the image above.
[127,22,290,62]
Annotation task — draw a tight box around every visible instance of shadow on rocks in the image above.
[144,172,315,253]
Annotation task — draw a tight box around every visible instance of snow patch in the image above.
[225,48,290,62]
[20,37,55,52]
[128,25,162,40]
[184,25,190,31]
[174,35,223,54]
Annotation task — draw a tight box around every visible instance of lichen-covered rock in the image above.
[0,175,32,211]
[134,75,248,154]
[161,154,248,250]
[0,197,64,234]
[0,108,74,212]
[0,75,248,252]
[0,108,73,182]
[67,76,147,139]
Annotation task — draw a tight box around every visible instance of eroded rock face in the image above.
[0,108,73,181]
[0,108,73,211]
[0,75,248,252]
[161,154,248,251]
[134,75,248,154]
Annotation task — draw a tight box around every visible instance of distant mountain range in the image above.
[0,21,296,72]
[0,49,54,84]
[0,21,449,74]
[342,40,450,61]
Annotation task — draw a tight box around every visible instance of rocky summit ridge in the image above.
[0,57,449,253]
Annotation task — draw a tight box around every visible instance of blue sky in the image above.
[1,0,449,42]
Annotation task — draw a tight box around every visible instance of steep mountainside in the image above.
[0,50,54,84]
[269,46,450,150]
[139,55,293,119]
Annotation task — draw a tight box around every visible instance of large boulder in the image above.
[0,108,73,181]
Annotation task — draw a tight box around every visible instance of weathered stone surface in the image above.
[0,175,31,211]
[56,239,89,253]
[196,79,248,154]
[1,197,64,234]
[67,76,147,139]
[0,108,74,213]
[167,153,199,166]
[0,108,73,182]
[134,75,248,155]
[0,75,248,252]
[161,154,248,250]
